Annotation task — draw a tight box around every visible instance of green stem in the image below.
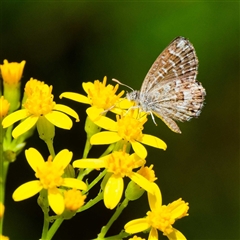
[45,139,55,158]
[100,144,115,158]
[78,137,92,178]
[97,198,129,239]
[4,125,13,149]
[94,231,130,240]
[0,162,9,204]
[41,214,50,240]
[0,162,9,236]
[83,137,91,158]
[40,190,50,240]
[78,191,103,213]
[82,169,107,194]
[78,168,94,180]
[0,123,8,236]
[46,218,64,240]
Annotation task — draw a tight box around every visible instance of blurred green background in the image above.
[1,2,239,240]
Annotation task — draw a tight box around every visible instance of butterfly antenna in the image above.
[112,78,134,91]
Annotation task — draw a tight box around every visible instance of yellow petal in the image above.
[25,148,45,172]
[129,172,154,194]
[45,111,72,129]
[130,153,146,168]
[140,134,167,150]
[73,158,105,169]
[86,106,105,121]
[115,98,133,109]
[12,115,39,138]
[87,107,117,131]
[62,178,87,190]
[59,92,90,104]
[48,188,64,215]
[148,183,162,212]
[12,180,42,201]
[171,199,189,219]
[110,107,125,115]
[53,149,72,169]
[131,141,147,159]
[2,109,29,128]
[53,104,80,122]
[90,131,121,145]
[124,218,150,234]
[104,175,123,209]
[82,82,94,94]
[166,228,186,240]
[149,227,158,240]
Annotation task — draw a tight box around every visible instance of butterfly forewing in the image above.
[140,37,198,94]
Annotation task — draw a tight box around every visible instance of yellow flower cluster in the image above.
[0,60,190,240]
[60,77,189,239]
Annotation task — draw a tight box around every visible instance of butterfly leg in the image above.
[148,111,158,126]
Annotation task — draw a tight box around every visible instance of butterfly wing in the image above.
[148,78,206,133]
[138,37,205,133]
[140,36,198,94]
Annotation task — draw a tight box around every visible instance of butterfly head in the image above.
[126,90,140,104]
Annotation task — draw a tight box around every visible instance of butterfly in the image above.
[124,36,206,133]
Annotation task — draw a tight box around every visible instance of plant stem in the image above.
[40,190,50,240]
[45,139,55,158]
[83,138,91,158]
[97,198,129,239]
[46,218,64,240]
[0,123,7,236]
[78,191,103,213]
[86,169,106,193]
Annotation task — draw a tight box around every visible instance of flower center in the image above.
[117,110,147,142]
[105,150,139,177]
[146,206,175,235]
[23,78,56,116]
[35,156,64,189]
[88,77,124,109]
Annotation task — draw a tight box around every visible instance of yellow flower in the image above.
[0,59,26,84]
[12,148,87,215]
[59,76,127,113]
[64,188,86,211]
[0,96,10,119]
[73,149,154,209]
[125,183,189,240]
[89,108,167,159]
[2,78,79,138]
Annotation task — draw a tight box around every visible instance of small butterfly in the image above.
[123,36,206,133]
